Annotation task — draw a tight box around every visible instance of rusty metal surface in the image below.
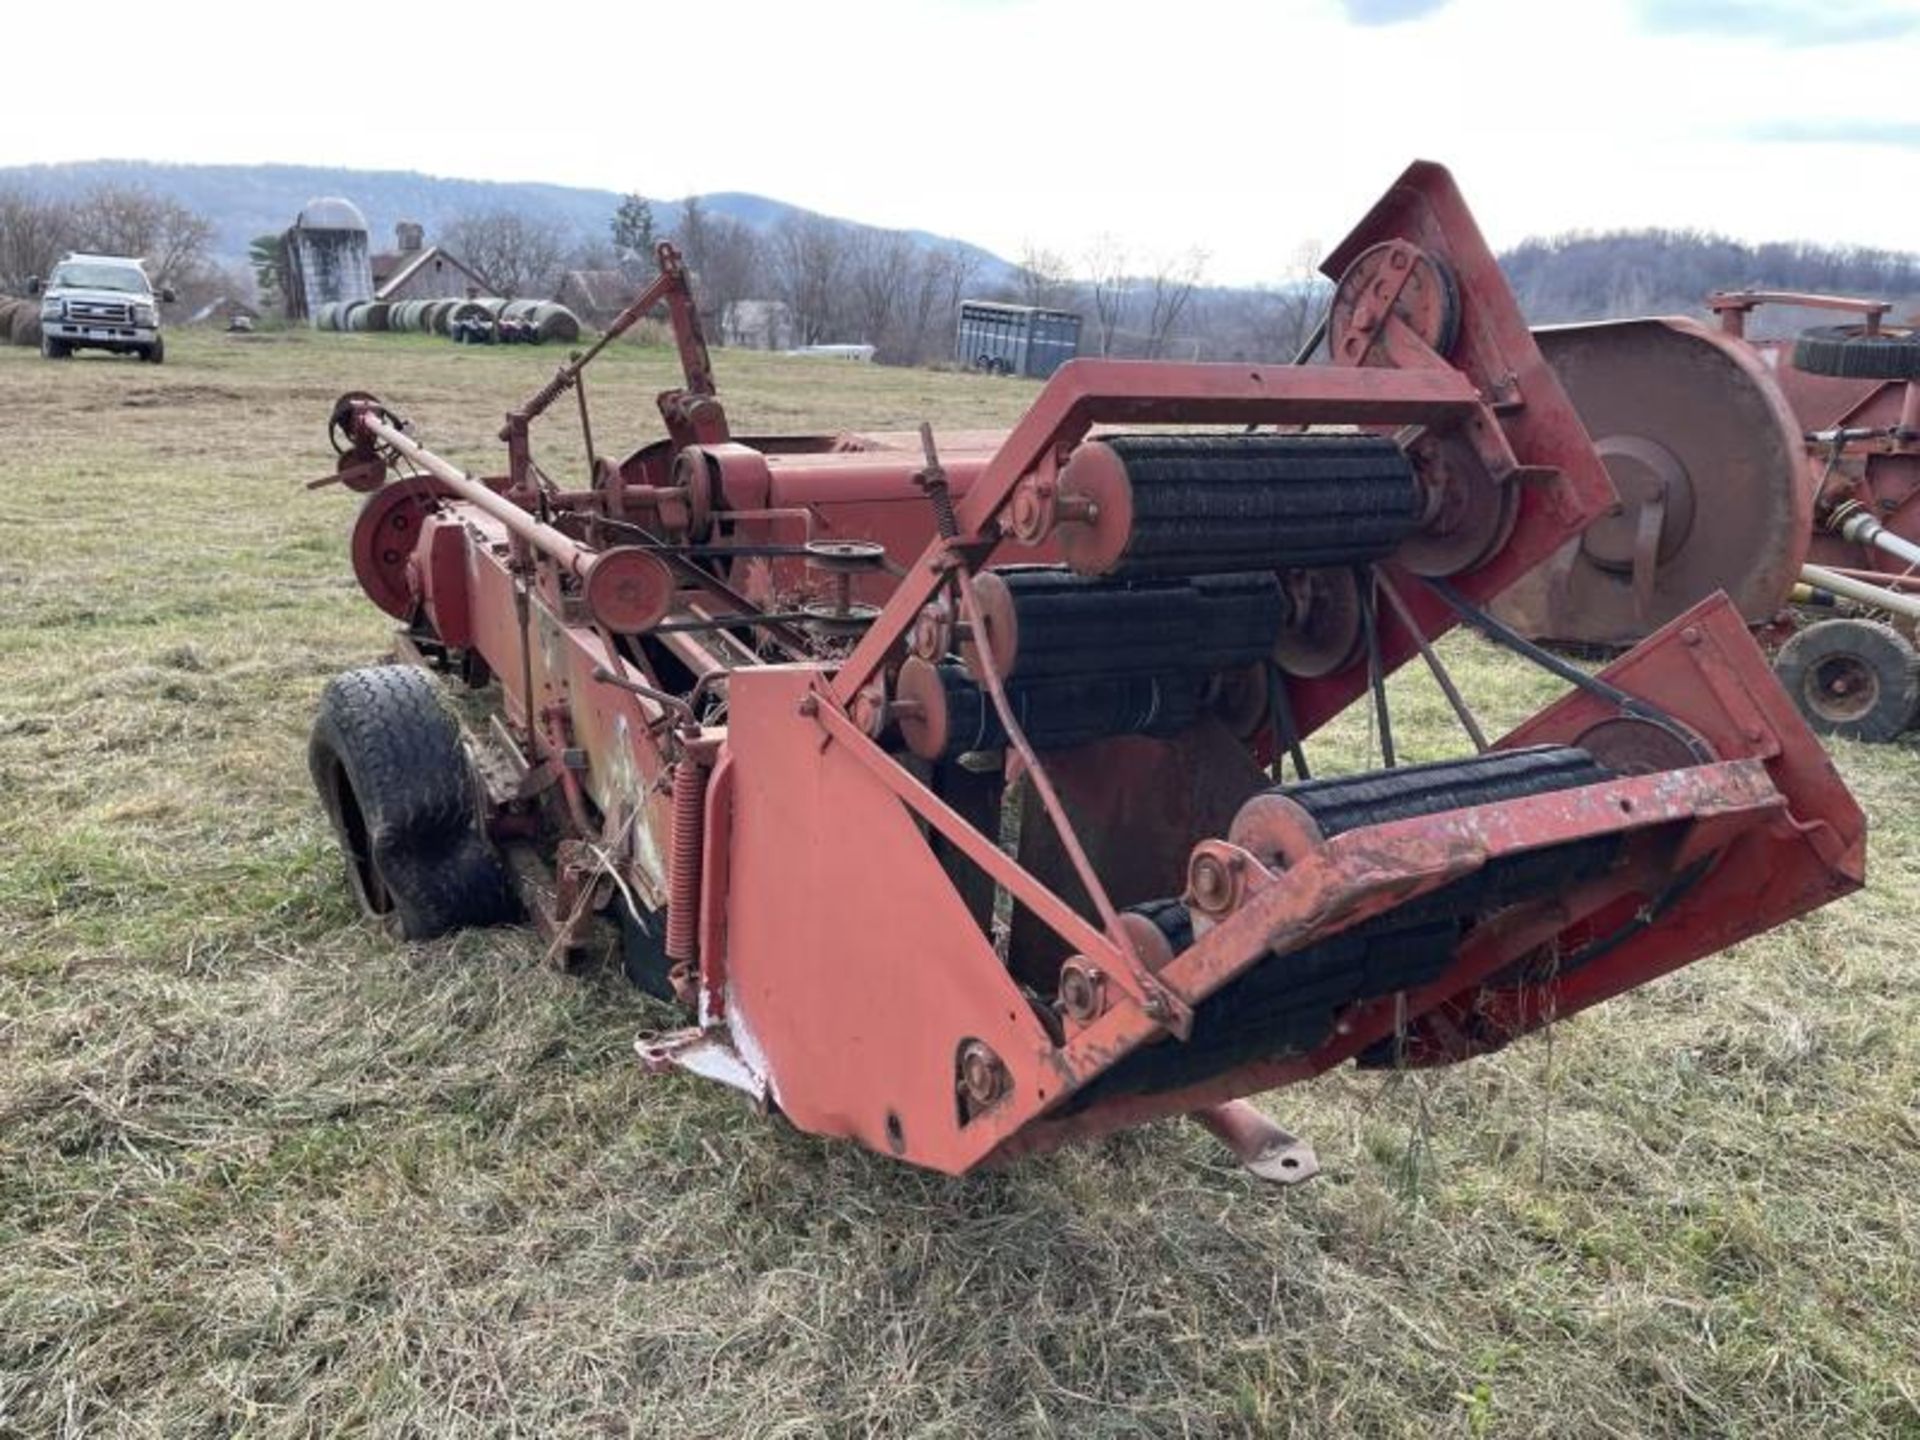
[1493,317,1808,645]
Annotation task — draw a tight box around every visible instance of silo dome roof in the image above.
[296,196,368,231]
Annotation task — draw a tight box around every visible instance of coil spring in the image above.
[665,759,708,962]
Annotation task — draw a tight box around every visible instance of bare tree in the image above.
[770,214,852,345]
[849,228,916,358]
[0,187,76,294]
[1084,234,1131,356]
[1142,247,1208,358]
[444,208,568,298]
[65,186,213,289]
[1015,243,1076,310]
[689,217,761,334]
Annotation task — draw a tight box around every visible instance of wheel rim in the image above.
[1803,652,1880,725]
[324,758,395,921]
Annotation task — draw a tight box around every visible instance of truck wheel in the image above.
[1791,323,1920,381]
[40,336,70,359]
[142,337,165,364]
[309,666,516,939]
[1773,618,1920,742]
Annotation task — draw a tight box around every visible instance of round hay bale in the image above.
[0,298,22,342]
[445,300,488,330]
[503,299,539,323]
[532,303,581,345]
[477,297,510,318]
[11,306,44,347]
[343,301,370,332]
[365,301,392,332]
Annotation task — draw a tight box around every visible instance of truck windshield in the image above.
[50,263,151,294]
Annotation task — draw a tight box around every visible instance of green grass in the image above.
[1,330,1916,1438]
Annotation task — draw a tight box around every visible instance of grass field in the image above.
[1,328,1916,1438]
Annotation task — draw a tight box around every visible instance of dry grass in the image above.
[1,330,1917,1439]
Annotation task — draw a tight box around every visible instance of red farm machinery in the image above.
[308,163,1865,1183]
[1493,289,1920,741]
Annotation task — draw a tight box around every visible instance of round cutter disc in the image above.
[1490,317,1808,646]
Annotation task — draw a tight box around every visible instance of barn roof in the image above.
[374,245,492,301]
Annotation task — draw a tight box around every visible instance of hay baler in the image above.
[309,162,1864,1181]
[1493,290,1920,740]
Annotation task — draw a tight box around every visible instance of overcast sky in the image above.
[4,0,1917,283]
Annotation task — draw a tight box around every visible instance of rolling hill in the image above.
[0,159,1015,280]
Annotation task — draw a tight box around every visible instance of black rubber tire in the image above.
[40,336,70,360]
[1791,323,1920,381]
[1773,618,1920,742]
[309,665,516,938]
[142,337,165,365]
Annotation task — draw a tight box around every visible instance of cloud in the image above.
[1637,0,1920,45]
[1339,0,1451,25]
[1750,120,1920,147]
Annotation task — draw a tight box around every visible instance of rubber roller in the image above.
[894,657,1201,762]
[1049,433,1420,578]
[963,569,1285,682]
[1067,747,1623,1108]
[1230,745,1623,920]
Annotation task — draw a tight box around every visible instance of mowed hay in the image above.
[0,330,1916,1438]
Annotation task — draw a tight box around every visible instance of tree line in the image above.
[1502,228,1920,325]
[9,175,1916,356]
[0,183,225,304]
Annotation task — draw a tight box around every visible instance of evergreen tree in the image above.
[611,193,656,260]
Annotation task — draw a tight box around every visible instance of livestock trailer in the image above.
[956,300,1082,378]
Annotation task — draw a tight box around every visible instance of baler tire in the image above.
[309,665,516,939]
[1773,618,1920,743]
[1791,323,1920,381]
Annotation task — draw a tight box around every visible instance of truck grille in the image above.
[67,299,133,324]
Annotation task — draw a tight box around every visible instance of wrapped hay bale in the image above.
[531,302,581,344]
[10,304,43,348]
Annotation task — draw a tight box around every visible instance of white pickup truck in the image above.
[31,253,174,363]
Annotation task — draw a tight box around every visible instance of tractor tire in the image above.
[1791,323,1920,381]
[1773,617,1920,742]
[309,665,516,939]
